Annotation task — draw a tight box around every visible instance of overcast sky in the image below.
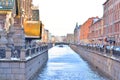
[33,0,106,36]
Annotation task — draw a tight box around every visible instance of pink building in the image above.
[88,18,104,44]
[103,0,120,46]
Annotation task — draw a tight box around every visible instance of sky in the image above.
[33,0,106,36]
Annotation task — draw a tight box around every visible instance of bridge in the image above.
[54,42,69,46]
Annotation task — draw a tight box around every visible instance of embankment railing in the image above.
[0,45,48,60]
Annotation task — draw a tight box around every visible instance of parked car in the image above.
[114,47,120,51]
[99,45,104,52]
[113,46,120,56]
[106,46,114,53]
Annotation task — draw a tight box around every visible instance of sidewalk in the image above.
[71,45,120,62]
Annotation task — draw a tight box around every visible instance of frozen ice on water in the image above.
[33,45,108,80]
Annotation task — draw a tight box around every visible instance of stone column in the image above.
[13,27,25,48]
[20,49,26,60]
[6,48,11,59]
[29,48,31,56]
[110,46,113,57]
[35,47,37,54]
[0,29,8,48]
[13,8,25,48]
[7,25,14,48]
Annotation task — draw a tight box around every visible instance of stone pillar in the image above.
[104,45,106,54]
[110,50,113,56]
[0,29,8,48]
[110,46,113,57]
[35,47,37,54]
[7,25,14,48]
[6,48,11,59]
[20,49,26,60]
[13,27,25,48]
[29,48,31,56]
[40,46,42,52]
[39,47,41,52]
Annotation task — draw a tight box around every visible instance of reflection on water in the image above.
[33,45,108,80]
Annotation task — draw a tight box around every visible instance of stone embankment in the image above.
[70,45,120,80]
[0,43,53,80]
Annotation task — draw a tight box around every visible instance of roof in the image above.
[103,0,109,5]
[93,18,100,24]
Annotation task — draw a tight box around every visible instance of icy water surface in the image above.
[33,45,108,80]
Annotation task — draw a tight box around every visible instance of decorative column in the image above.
[6,48,11,59]
[13,10,25,49]
[13,0,26,49]
[20,49,26,60]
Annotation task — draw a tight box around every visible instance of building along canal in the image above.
[33,45,108,80]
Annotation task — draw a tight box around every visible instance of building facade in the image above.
[0,0,43,48]
[103,0,120,46]
[80,17,99,43]
[66,34,74,43]
[51,36,55,43]
[12,0,33,47]
[74,23,81,44]
[42,29,49,43]
[88,18,104,44]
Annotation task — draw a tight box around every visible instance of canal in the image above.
[33,45,108,80]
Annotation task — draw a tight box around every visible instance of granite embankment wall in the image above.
[70,45,120,80]
[0,48,48,80]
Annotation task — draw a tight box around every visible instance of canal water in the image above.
[33,45,108,80]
